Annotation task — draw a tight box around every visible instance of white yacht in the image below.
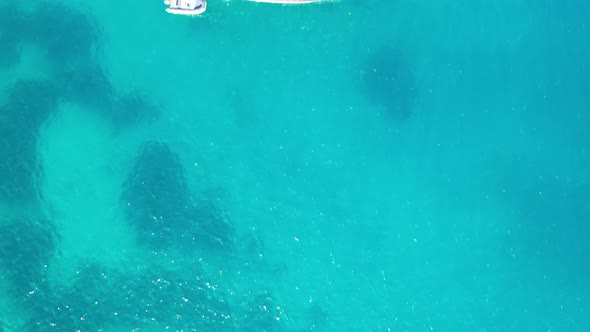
[164,0,207,15]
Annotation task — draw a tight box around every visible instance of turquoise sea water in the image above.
[1,0,589,330]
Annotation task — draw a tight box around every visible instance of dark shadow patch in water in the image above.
[240,291,286,332]
[0,9,23,70]
[29,2,102,72]
[0,43,21,70]
[0,215,58,302]
[300,303,331,331]
[361,47,417,121]
[24,262,235,331]
[55,64,114,112]
[121,141,191,250]
[185,202,235,252]
[110,91,159,130]
[0,80,59,203]
[0,4,25,70]
[1,2,156,131]
[225,84,260,129]
[0,2,100,72]
[122,141,235,253]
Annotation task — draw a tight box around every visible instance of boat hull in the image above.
[165,0,207,15]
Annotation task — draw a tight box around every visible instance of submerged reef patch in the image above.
[121,141,193,249]
[110,91,159,130]
[0,215,58,303]
[23,261,235,331]
[0,81,59,203]
[362,47,417,121]
[30,2,102,71]
[185,202,235,252]
[56,64,114,112]
[0,4,26,69]
[1,2,155,131]
[121,141,235,252]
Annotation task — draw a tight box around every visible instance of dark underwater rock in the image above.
[122,141,235,252]
[121,141,192,249]
[29,3,120,121]
[2,2,153,133]
[185,202,235,252]
[0,81,59,203]
[55,64,115,112]
[303,303,330,331]
[362,47,416,121]
[1,80,59,128]
[24,262,235,331]
[0,4,25,70]
[0,215,58,300]
[30,2,101,71]
[240,291,287,332]
[110,91,159,129]
[0,2,100,72]
[0,42,21,70]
